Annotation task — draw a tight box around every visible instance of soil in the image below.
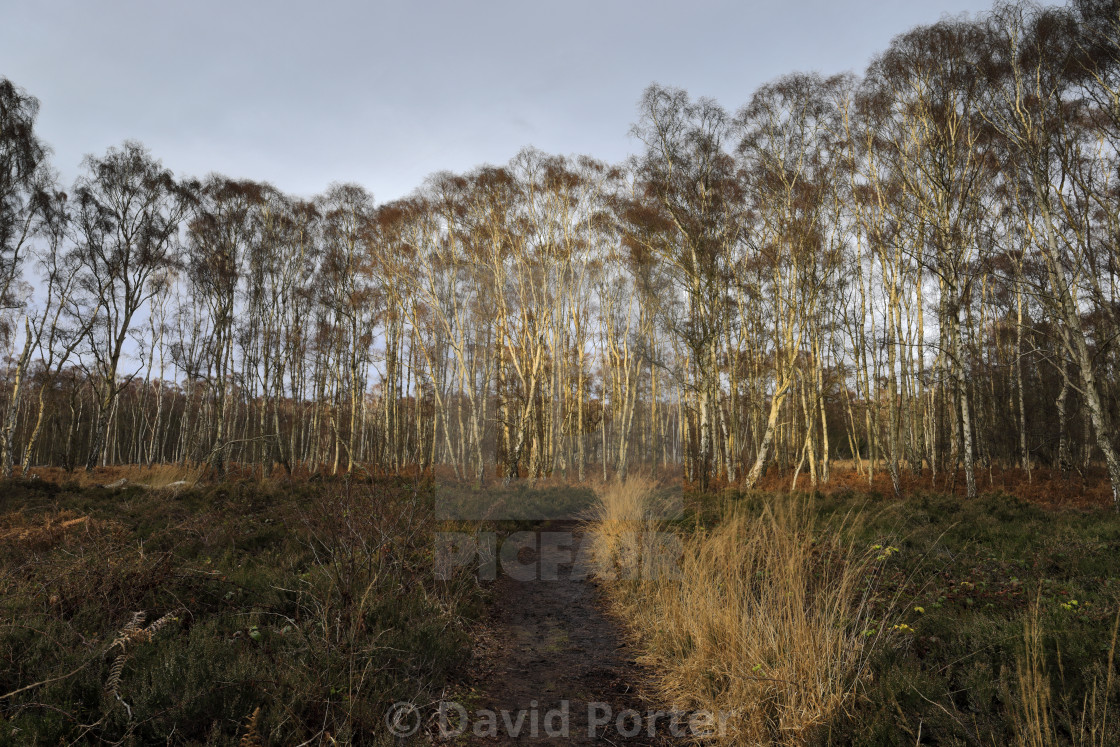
[446,521,678,745]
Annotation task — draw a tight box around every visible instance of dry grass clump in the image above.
[589,482,886,744]
[589,476,664,525]
[586,476,679,578]
[132,463,206,490]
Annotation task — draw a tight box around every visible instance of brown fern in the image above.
[104,650,132,719]
[103,651,129,697]
[103,609,184,719]
[110,611,147,651]
[238,706,264,747]
[140,609,181,642]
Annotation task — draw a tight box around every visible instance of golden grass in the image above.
[584,476,670,577]
[1011,597,1119,747]
[29,463,206,490]
[132,463,206,490]
[1012,598,1056,747]
[588,480,887,744]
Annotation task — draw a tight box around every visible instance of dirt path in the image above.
[451,522,675,745]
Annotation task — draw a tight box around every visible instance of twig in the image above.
[0,661,92,701]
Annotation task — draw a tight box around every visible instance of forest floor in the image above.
[1,469,1118,745]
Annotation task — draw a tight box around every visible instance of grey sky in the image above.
[4,0,1007,203]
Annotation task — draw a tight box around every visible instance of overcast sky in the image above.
[4,0,1015,203]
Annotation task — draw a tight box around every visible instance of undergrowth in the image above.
[0,475,482,745]
[815,490,1120,745]
[589,482,1120,745]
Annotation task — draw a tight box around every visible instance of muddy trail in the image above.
[451,521,678,745]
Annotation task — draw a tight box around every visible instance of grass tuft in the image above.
[588,481,889,743]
